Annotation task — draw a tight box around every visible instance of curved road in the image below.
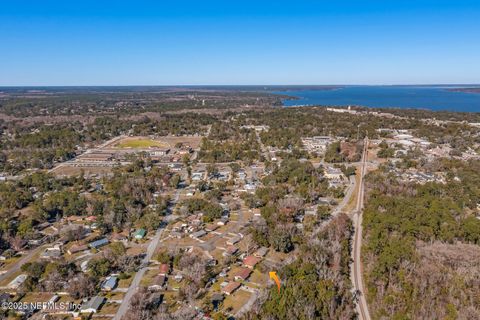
[351,137,371,320]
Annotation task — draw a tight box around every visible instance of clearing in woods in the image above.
[115,138,169,149]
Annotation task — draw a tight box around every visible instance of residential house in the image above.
[192,172,205,181]
[134,229,147,240]
[205,223,219,232]
[207,258,217,267]
[324,166,344,180]
[226,236,241,246]
[149,275,166,291]
[190,230,207,239]
[8,274,27,289]
[237,170,247,181]
[223,246,238,257]
[101,276,118,291]
[254,247,269,258]
[221,282,241,295]
[159,264,170,276]
[111,232,128,244]
[80,296,105,314]
[41,245,62,260]
[89,238,109,250]
[48,294,60,304]
[28,237,46,246]
[234,268,252,281]
[244,183,257,193]
[243,256,260,269]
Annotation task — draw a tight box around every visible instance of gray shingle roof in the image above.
[80,296,105,312]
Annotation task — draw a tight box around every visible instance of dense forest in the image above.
[362,159,480,319]
[0,89,284,117]
[246,214,355,320]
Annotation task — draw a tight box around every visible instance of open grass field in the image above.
[115,137,169,149]
[51,165,113,177]
[160,135,202,149]
[113,135,202,149]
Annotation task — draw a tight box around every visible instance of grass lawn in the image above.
[98,302,120,315]
[118,275,134,288]
[223,289,251,314]
[140,269,157,287]
[116,138,167,149]
[265,250,288,265]
[210,248,225,262]
[104,291,125,301]
[57,295,82,304]
[167,277,183,291]
[37,316,75,320]
[227,266,245,281]
[210,279,223,292]
[126,245,146,256]
[249,269,267,286]
[20,292,53,303]
[162,291,179,307]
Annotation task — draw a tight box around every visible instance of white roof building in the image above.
[8,274,27,289]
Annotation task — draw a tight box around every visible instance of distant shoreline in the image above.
[447,87,480,94]
[274,86,480,112]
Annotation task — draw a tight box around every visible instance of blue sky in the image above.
[1,0,479,85]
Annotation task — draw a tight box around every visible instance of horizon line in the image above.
[1,83,480,88]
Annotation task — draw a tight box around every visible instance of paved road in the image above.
[113,189,180,320]
[350,137,371,320]
[312,171,356,238]
[113,227,164,320]
[0,245,45,284]
[331,175,355,217]
[0,224,73,284]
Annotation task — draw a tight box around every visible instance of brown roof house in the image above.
[221,282,241,295]
[159,264,170,276]
[243,256,260,269]
[234,268,252,281]
[149,275,167,291]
